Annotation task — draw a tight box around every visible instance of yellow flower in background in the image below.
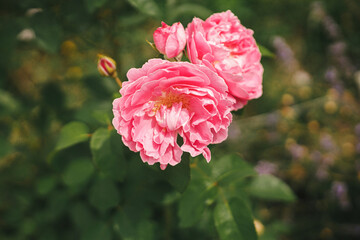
[254,219,265,236]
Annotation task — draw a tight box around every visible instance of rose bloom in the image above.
[153,22,186,59]
[112,59,234,169]
[186,10,263,110]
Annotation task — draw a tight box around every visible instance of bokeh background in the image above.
[1,0,360,239]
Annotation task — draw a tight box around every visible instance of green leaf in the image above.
[248,174,296,202]
[81,222,112,240]
[45,191,69,221]
[114,210,142,240]
[70,203,97,233]
[89,178,120,212]
[0,89,20,115]
[127,0,161,17]
[0,20,20,71]
[56,121,90,151]
[31,12,63,53]
[90,128,110,151]
[168,4,212,22]
[0,137,14,158]
[136,221,156,240]
[164,154,190,193]
[90,128,127,181]
[74,100,112,126]
[118,13,148,27]
[214,198,257,240]
[258,45,275,58]
[85,0,108,13]
[162,191,181,205]
[178,181,217,228]
[178,158,217,227]
[212,154,256,184]
[62,158,94,187]
[113,210,136,239]
[177,155,258,230]
[113,210,156,240]
[36,176,57,195]
[92,110,112,125]
[21,218,36,236]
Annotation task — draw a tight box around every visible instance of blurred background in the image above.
[0,0,359,239]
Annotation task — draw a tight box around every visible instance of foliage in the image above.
[1,0,360,239]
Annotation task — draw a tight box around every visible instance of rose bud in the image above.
[153,22,186,59]
[97,54,117,77]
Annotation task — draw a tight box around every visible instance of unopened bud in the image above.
[153,22,186,59]
[97,54,116,77]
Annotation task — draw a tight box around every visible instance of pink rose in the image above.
[153,22,186,59]
[186,10,263,110]
[112,59,234,169]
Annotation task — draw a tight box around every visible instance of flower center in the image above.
[153,92,189,112]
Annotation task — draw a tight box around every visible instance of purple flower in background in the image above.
[255,160,278,175]
[324,67,344,94]
[266,113,279,126]
[323,16,341,40]
[329,41,346,56]
[272,36,299,72]
[311,150,336,180]
[289,144,306,160]
[324,67,337,83]
[355,123,360,137]
[320,134,335,151]
[356,142,360,154]
[322,154,335,166]
[331,181,351,210]
[310,150,322,163]
[316,166,329,180]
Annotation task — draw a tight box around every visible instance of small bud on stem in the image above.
[97,54,122,88]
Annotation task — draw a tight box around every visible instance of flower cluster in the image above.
[111,10,263,169]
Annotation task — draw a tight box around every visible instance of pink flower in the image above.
[112,59,234,169]
[153,22,186,59]
[186,10,263,110]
